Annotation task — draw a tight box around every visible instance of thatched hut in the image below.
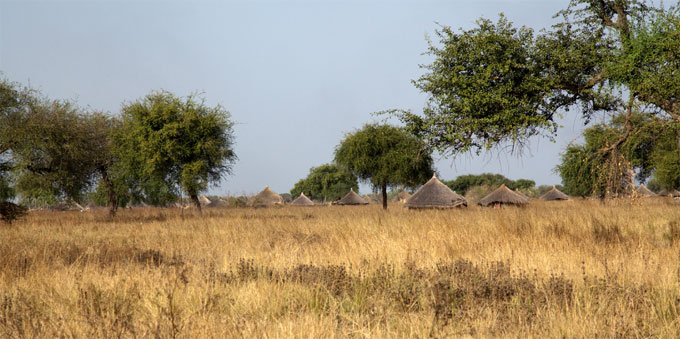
[658,189,680,197]
[539,186,569,201]
[250,186,285,207]
[199,195,212,206]
[290,193,315,206]
[636,185,656,197]
[333,188,368,205]
[391,190,412,203]
[478,184,529,207]
[515,189,531,201]
[404,174,467,209]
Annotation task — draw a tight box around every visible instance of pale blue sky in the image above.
[1,0,589,195]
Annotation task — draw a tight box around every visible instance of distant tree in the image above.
[114,91,237,212]
[334,123,434,210]
[290,164,358,202]
[0,77,34,202]
[443,173,534,195]
[10,98,105,206]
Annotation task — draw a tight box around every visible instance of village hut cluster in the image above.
[29,173,680,211]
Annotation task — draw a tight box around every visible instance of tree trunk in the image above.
[190,193,202,214]
[100,168,118,218]
[381,183,388,210]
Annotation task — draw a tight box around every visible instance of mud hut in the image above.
[250,186,285,207]
[290,193,315,206]
[539,186,569,201]
[404,174,467,209]
[199,195,212,206]
[391,190,412,203]
[636,185,656,197]
[658,189,680,197]
[333,188,368,205]
[478,184,529,207]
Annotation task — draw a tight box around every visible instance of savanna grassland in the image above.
[2,199,680,338]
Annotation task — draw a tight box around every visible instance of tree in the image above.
[334,123,434,209]
[0,77,34,203]
[388,1,680,197]
[290,164,358,202]
[558,113,679,196]
[114,91,237,212]
[10,98,104,206]
[443,173,535,196]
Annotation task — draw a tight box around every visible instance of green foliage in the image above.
[10,99,109,204]
[290,164,358,202]
[388,1,680,165]
[113,91,237,207]
[392,15,556,155]
[557,114,679,196]
[334,124,434,208]
[443,173,535,196]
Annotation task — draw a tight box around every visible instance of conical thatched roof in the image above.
[333,188,368,205]
[404,174,467,209]
[515,189,531,201]
[539,186,569,201]
[363,195,380,204]
[636,185,656,197]
[250,186,285,207]
[478,184,529,207]
[199,195,212,206]
[391,190,412,202]
[206,198,228,208]
[49,201,84,212]
[658,189,680,197]
[290,193,314,206]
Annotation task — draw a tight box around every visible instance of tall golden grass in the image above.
[1,199,680,337]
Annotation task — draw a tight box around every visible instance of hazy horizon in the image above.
[1,0,590,196]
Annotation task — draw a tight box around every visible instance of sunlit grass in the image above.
[2,199,680,337]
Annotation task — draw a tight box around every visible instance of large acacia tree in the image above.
[334,123,434,210]
[389,1,680,196]
[114,91,237,211]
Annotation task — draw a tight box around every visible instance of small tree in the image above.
[290,164,358,202]
[114,91,237,212]
[334,123,433,209]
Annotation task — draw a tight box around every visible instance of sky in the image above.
[0,0,590,196]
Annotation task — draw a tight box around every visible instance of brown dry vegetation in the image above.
[2,199,680,338]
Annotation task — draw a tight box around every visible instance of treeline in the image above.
[0,78,236,216]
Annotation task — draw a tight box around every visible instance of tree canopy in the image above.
[558,113,679,196]
[387,1,680,196]
[290,164,358,202]
[334,123,434,209]
[443,173,535,196]
[114,91,237,211]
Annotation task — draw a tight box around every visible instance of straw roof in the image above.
[404,174,467,209]
[636,185,656,197]
[250,186,285,207]
[539,186,569,201]
[199,195,212,206]
[333,188,368,205]
[478,184,529,207]
[206,198,229,208]
[658,189,680,197]
[363,195,380,204]
[49,201,84,212]
[515,189,531,201]
[391,190,412,202]
[290,193,314,206]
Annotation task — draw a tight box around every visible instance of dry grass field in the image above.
[2,199,680,338]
